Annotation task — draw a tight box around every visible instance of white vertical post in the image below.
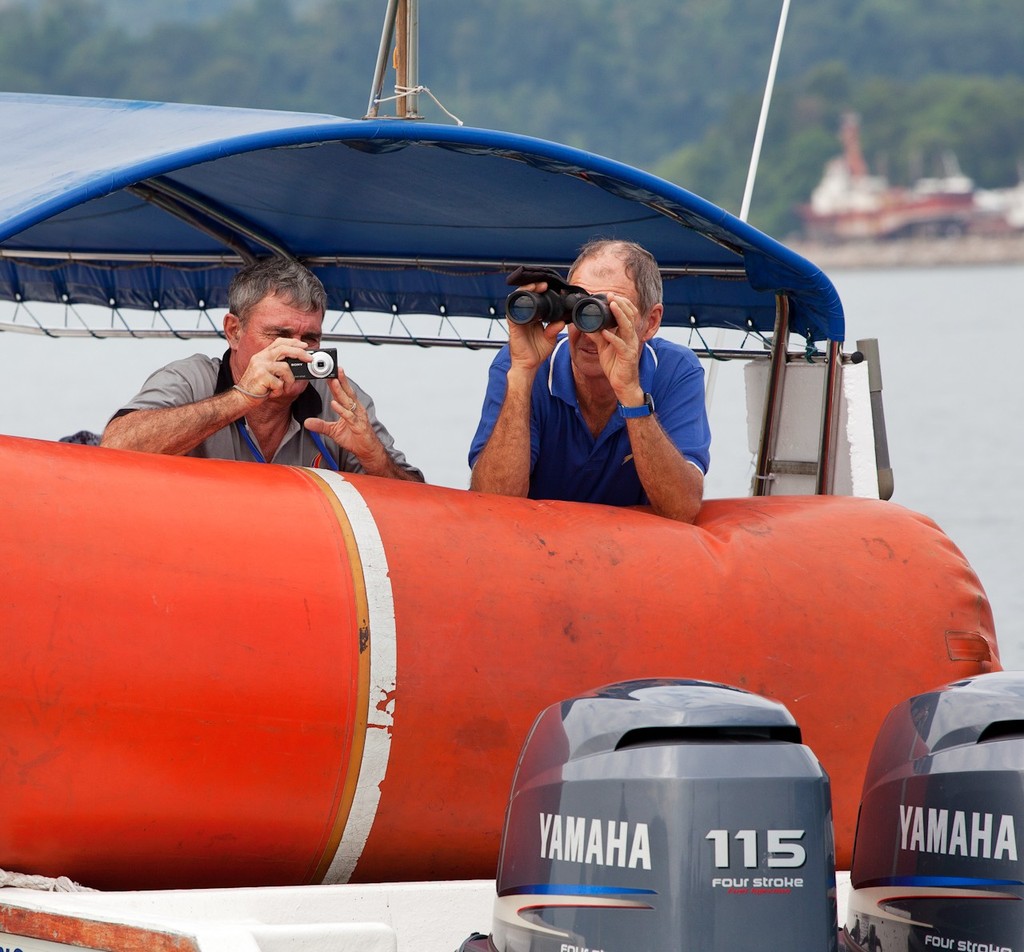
[740,0,792,223]
[706,0,792,409]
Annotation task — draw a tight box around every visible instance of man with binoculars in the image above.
[469,239,710,523]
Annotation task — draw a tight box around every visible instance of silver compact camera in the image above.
[287,348,337,380]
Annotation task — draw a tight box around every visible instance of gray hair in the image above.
[568,239,662,317]
[228,258,327,323]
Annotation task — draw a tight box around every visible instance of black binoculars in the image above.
[504,266,615,333]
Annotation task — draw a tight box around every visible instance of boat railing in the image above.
[0,298,837,365]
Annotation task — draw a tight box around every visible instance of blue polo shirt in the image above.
[469,336,710,506]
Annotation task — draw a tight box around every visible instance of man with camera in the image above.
[468,239,709,523]
[101,257,423,481]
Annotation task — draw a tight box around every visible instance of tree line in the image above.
[3,0,1022,237]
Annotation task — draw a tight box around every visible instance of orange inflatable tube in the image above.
[0,435,998,889]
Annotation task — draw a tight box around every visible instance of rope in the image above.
[375,85,464,125]
[688,323,730,361]
[0,868,96,892]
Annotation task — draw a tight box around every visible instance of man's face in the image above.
[228,292,324,399]
[566,251,652,380]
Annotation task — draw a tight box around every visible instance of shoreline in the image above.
[786,234,1024,271]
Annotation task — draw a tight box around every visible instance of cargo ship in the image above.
[799,113,1020,242]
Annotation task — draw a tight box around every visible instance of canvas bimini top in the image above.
[0,92,843,343]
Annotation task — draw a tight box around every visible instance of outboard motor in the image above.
[461,678,837,952]
[845,671,1024,951]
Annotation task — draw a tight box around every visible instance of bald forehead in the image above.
[577,250,621,275]
[571,251,636,292]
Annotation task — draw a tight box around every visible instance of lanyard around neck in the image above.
[235,420,339,471]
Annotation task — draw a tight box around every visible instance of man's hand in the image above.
[592,293,644,403]
[234,338,316,400]
[305,372,374,454]
[469,286,564,497]
[507,282,566,373]
[304,372,421,480]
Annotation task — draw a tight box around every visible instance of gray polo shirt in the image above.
[114,351,423,478]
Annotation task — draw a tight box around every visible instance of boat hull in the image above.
[0,435,998,888]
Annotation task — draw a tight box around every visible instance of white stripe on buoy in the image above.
[313,471,396,884]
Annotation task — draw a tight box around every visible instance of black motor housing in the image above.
[845,671,1024,951]
[463,678,837,951]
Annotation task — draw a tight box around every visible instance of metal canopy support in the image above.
[815,338,843,494]
[0,249,751,280]
[752,294,791,495]
[364,0,401,118]
[127,177,296,262]
[753,296,847,497]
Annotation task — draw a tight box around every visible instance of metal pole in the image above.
[815,338,842,495]
[364,0,401,118]
[752,295,791,496]
[406,0,421,118]
[706,0,790,410]
[740,0,791,221]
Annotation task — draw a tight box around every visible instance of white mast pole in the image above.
[740,0,791,223]
[706,0,791,407]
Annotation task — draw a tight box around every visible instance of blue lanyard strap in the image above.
[309,431,340,471]
[235,420,339,471]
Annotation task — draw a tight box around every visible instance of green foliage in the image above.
[654,63,852,235]
[857,75,1024,188]
[1,0,1022,238]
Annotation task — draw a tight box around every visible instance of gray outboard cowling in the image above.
[845,671,1024,952]
[462,678,837,952]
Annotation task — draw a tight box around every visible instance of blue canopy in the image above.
[0,92,843,342]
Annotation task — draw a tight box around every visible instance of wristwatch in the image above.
[618,392,655,418]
